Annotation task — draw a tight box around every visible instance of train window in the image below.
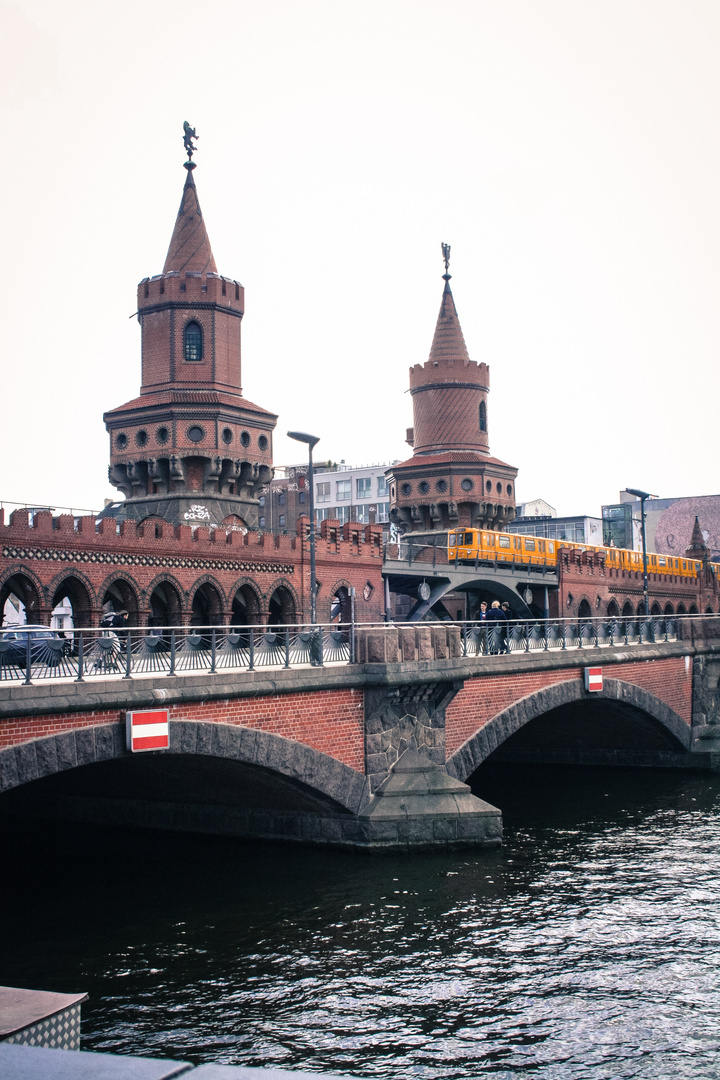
[514,537,521,549]
[538,541,545,552]
[548,542,554,553]
[498,536,510,548]
[524,538,536,551]
[484,534,494,546]
[448,535,456,547]
[658,556,666,566]
[463,532,473,544]
[682,561,687,570]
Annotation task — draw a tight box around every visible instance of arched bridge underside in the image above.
[0,721,370,832]
[446,678,692,781]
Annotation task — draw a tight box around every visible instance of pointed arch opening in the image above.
[268,585,297,626]
[51,576,93,629]
[231,584,262,627]
[1,573,43,627]
[149,581,183,629]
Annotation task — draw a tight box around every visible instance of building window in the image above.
[336,505,350,524]
[377,501,390,522]
[377,475,388,496]
[356,477,372,499]
[299,491,305,504]
[258,435,268,451]
[355,505,370,523]
[479,401,487,432]
[337,479,351,501]
[279,515,286,527]
[259,516,266,528]
[187,425,204,443]
[184,321,203,361]
[278,492,285,506]
[317,482,330,503]
[315,507,331,525]
[240,431,251,448]
[259,496,265,508]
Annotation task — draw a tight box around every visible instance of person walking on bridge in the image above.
[486,600,508,653]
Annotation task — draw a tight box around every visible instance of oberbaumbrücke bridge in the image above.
[2,616,720,850]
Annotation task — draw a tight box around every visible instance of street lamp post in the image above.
[625,488,657,620]
[287,431,320,624]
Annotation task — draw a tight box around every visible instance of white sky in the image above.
[2,0,719,518]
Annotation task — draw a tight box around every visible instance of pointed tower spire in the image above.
[686,516,709,560]
[428,246,471,365]
[163,161,217,276]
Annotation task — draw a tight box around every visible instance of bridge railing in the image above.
[0,622,355,685]
[460,615,682,657]
[0,615,714,685]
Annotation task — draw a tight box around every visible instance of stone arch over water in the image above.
[0,720,369,818]
[446,678,691,781]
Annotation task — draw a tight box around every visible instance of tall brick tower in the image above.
[388,247,517,533]
[101,127,276,531]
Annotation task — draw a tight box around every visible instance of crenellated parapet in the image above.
[138,270,244,313]
[409,356,489,389]
[0,507,387,627]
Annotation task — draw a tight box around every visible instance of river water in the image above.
[3,765,720,1079]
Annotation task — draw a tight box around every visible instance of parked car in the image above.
[0,625,65,669]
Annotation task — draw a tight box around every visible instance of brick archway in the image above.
[0,568,45,625]
[446,677,691,781]
[0,720,369,816]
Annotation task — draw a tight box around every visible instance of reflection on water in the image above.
[3,765,720,1078]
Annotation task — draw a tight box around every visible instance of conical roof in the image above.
[427,275,472,364]
[163,164,217,275]
[686,516,708,558]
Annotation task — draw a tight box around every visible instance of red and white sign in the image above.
[584,667,603,693]
[126,709,169,752]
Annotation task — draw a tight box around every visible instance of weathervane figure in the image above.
[441,242,451,274]
[183,121,199,159]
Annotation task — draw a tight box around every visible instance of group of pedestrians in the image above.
[475,599,512,653]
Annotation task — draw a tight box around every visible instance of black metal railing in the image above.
[459,616,681,657]
[0,614,707,686]
[0,623,352,684]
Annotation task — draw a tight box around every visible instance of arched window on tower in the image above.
[184,321,203,362]
[479,401,487,432]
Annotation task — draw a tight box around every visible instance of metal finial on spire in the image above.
[183,121,199,160]
[441,242,451,275]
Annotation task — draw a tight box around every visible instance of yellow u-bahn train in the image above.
[448,527,704,579]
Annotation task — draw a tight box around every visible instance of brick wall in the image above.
[0,687,365,771]
[445,656,693,757]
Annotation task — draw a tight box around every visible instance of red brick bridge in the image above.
[2,623,719,850]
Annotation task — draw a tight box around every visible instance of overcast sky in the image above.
[2,0,719,518]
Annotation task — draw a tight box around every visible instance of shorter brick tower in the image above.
[101,132,276,531]
[388,250,517,533]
